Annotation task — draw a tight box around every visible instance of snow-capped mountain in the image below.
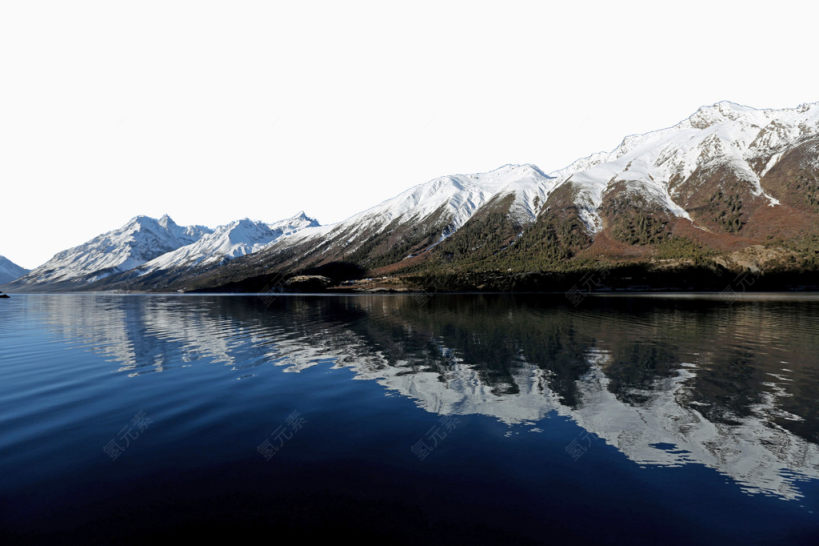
[0,255,29,284]
[344,162,554,231]
[9,100,819,292]
[286,163,553,245]
[546,101,819,232]
[6,212,320,291]
[9,215,212,288]
[136,212,318,274]
[233,163,557,274]
[327,100,819,245]
[224,100,819,285]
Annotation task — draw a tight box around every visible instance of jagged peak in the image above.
[127,214,151,224]
[684,101,756,128]
[289,211,320,225]
[126,214,177,230]
[557,100,819,173]
[157,213,176,228]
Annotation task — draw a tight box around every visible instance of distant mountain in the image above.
[97,212,319,289]
[9,101,819,292]
[7,215,212,290]
[136,212,318,272]
[7,213,319,292]
[0,256,29,284]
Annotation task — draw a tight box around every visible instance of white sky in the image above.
[2,0,818,269]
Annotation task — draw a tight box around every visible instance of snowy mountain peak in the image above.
[270,211,320,231]
[124,214,171,235]
[697,99,748,113]
[11,216,213,286]
[225,218,271,244]
[8,210,320,289]
[11,100,819,291]
[136,212,320,275]
[268,163,561,263]
[686,101,758,129]
[129,214,162,226]
[157,214,174,228]
[349,164,555,232]
[289,211,317,223]
[543,100,819,233]
[486,163,551,179]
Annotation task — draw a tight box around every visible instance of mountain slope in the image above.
[417,101,819,275]
[94,212,320,290]
[0,256,29,284]
[550,101,819,240]
[182,101,819,292]
[192,164,555,282]
[136,212,318,273]
[7,215,212,290]
[9,100,819,293]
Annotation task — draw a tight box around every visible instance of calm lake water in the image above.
[1,294,818,544]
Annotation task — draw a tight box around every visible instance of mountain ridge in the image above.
[176,100,818,292]
[6,100,819,293]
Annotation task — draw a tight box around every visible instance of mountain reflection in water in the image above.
[21,293,819,501]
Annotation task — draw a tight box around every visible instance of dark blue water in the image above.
[1,294,818,544]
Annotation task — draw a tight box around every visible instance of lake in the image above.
[1,293,818,544]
